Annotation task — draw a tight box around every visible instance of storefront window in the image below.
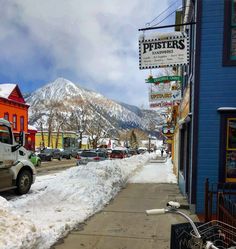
[225,118,236,182]
[223,0,236,65]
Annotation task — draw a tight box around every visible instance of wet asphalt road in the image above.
[36,158,77,175]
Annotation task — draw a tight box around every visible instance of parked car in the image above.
[137,147,148,154]
[29,152,41,167]
[110,149,128,159]
[71,148,83,158]
[77,150,108,165]
[128,149,138,156]
[38,148,62,161]
[60,149,72,159]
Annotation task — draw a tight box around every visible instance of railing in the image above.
[204,178,236,225]
[218,192,236,227]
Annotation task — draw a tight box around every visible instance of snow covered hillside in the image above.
[26,78,165,132]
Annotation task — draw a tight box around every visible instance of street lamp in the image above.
[148,134,152,153]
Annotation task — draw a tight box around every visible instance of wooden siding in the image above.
[196,0,236,213]
[8,85,25,103]
[0,98,28,132]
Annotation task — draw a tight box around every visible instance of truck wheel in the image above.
[16,170,32,195]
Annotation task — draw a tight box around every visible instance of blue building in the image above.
[177,0,236,215]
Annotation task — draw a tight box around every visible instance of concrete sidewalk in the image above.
[53,183,198,249]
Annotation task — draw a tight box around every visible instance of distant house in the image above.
[98,137,118,149]
[35,130,78,150]
[0,83,36,150]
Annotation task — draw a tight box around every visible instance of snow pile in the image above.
[0,197,40,249]
[2,153,155,249]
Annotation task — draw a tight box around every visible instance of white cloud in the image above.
[0,0,179,106]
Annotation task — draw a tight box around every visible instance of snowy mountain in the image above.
[26,78,165,133]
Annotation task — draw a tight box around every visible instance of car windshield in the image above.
[112,150,124,154]
[42,149,52,153]
[80,151,97,157]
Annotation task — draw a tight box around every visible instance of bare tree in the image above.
[86,114,107,149]
[29,100,46,149]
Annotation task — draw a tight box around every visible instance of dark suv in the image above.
[38,148,62,161]
[60,149,72,159]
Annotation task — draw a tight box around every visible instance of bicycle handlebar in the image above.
[146,208,166,215]
[146,204,202,239]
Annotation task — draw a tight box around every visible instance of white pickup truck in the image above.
[0,118,36,195]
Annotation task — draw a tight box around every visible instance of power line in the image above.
[145,0,180,27]
[150,7,182,28]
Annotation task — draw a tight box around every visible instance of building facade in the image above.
[0,84,36,150]
[174,0,236,214]
[35,131,79,150]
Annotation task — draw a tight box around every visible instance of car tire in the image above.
[15,170,32,195]
[58,157,61,161]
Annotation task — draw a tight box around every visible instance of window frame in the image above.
[0,124,13,145]
[223,0,236,66]
[219,111,236,183]
[12,114,17,130]
[20,116,24,131]
[4,112,9,121]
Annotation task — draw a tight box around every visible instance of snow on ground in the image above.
[128,158,177,183]
[0,151,177,249]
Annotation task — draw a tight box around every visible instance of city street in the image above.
[36,158,77,176]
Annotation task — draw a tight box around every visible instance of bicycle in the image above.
[146,201,236,249]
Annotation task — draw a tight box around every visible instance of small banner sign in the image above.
[149,90,181,102]
[145,75,182,83]
[139,33,189,69]
[150,102,173,108]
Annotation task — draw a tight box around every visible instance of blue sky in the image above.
[0,0,180,107]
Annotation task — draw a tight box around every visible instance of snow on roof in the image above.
[28,125,37,131]
[0,84,17,99]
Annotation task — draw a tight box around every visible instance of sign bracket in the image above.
[138,22,197,32]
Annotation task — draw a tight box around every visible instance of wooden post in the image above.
[204,178,209,222]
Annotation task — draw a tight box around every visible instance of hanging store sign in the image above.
[145,75,182,83]
[162,124,175,138]
[150,102,176,108]
[139,33,189,69]
[149,90,181,102]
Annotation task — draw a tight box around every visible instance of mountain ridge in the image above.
[26,78,164,134]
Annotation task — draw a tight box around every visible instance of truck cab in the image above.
[0,118,36,195]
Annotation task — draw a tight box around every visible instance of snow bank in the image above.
[0,197,40,249]
[1,153,154,249]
